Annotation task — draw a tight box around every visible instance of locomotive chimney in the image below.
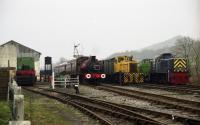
[91,56,96,62]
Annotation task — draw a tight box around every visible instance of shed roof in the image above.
[0,40,41,55]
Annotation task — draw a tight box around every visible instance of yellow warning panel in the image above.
[174,58,187,72]
[123,73,144,84]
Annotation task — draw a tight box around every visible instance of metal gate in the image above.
[51,72,79,89]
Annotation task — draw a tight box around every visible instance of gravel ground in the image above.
[117,85,200,102]
[78,85,200,119]
[38,84,200,120]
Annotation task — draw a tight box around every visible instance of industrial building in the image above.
[0,40,41,78]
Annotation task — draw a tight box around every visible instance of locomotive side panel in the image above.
[76,57,89,74]
[139,59,153,81]
[102,59,114,75]
[64,56,88,75]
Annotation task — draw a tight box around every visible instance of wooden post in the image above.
[13,95,24,120]
[7,82,10,102]
[8,79,31,124]
[64,78,66,88]
[8,60,10,67]
[9,121,31,125]
[51,72,55,90]
[13,85,21,95]
[77,75,79,85]
[15,86,21,95]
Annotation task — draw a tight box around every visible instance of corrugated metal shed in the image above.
[0,40,41,77]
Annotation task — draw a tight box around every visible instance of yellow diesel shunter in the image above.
[114,56,138,73]
[102,56,143,84]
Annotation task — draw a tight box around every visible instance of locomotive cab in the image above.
[81,56,102,72]
[114,56,138,73]
[155,53,174,73]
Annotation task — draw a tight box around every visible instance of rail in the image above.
[24,87,162,125]
[7,79,31,125]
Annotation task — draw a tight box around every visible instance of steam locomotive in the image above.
[54,56,106,83]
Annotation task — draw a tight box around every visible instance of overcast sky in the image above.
[0,0,199,64]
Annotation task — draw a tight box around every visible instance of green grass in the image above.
[23,90,98,125]
[23,90,74,125]
[0,90,99,125]
[0,101,11,125]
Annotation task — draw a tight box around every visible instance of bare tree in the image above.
[59,57,67,63]
[191,41,200,82]
[174,37,200,83]
[176,37,193,59]
[175,37,194,75]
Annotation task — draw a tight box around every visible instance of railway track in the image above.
[26,85,200,125]
[23,86,163,125]
[132,83,200,95]
[93,84,200,124]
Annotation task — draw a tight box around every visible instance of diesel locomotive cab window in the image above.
[93,65,100,70]
[118,57,124,62]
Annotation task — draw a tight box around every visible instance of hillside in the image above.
[107,35,183,60]
[141,35,182,51]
